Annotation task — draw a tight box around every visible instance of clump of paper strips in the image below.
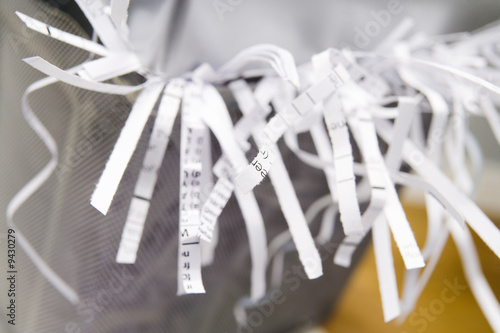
[9,1,500,331]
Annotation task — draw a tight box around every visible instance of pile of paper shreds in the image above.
[10,1,500,331]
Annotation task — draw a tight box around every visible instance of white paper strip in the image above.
[235,65,349,193]
[270,150,324,279]
[200,83,269,300]
[233,145,276,194]
[15,11,110,56]
[309,122,339,203]
[198,166,234,242]
[74,0,127,52]
[115,197,150,264]
[359,113,425,270]
[376,119,500,260]
[91,81,164,215]
[217,44,300,89]
[373,214,400,322]
[7,75,83,305]
[480,97,500,146]
[177,83,207,295]
[448,217,500,332]
[199,127,217,267]
[116,79,184,263]
[109,0,130,30]
[23,56,144,95]
[399,223,449,321]
[198,78,277,243]
[333,114,388,267]
[385,98,417,171]
[233,188,268,300]
[77,53,142,82]
[323,95,363,236]
[232,80,323,279]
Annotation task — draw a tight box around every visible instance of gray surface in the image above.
[127,0,500,77]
